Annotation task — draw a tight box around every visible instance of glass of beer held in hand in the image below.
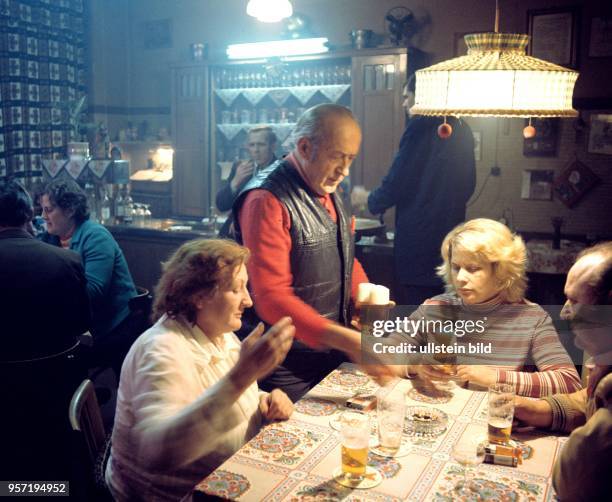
[487,383,515,445]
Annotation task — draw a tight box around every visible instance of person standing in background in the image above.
[216,126,277,237]
[367,75,476,305]
[234,104,394,401]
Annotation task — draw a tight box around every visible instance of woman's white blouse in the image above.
[106,314,262,501]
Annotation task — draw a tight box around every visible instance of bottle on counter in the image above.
[84,183,99,223]
[101,188,112,224]
[123,189,133,224]
[114,186,125,223]
[143,204,152,225]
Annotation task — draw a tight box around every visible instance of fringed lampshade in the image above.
[411,32,579,118]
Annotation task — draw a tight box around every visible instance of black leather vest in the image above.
[233,159,354,326]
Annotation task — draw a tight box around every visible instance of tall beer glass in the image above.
[340,411,370,479]
[487,383,515,445]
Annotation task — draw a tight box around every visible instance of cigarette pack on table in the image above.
[345,394,377,411]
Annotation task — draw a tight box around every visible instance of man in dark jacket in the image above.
[215,126,277,237]
[233,105,393,401]
[0,178,91,480]
[368,79,476,305]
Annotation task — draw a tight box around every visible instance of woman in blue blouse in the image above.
[40,179,137,368]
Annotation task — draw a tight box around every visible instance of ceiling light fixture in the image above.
[410,0,579,138]
[227,37,329,60]
[247,0,293,23]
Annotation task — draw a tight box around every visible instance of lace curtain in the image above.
[0,0,86,185]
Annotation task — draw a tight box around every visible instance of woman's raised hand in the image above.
[232,317,295,388]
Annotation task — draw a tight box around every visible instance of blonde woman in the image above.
[405,218,581,397]
[106,239,295,501]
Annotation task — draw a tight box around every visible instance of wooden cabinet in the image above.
[171,65,209,216]
[171,48,407,218]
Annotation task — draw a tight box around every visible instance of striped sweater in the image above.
[402,293,582,397]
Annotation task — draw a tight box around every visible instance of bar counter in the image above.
[107,219,578,305]
[106,218,395,295]
[106,219,217,293]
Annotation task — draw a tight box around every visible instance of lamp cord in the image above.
[494,0,499,33]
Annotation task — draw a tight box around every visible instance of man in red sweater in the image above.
[234,104,392,401]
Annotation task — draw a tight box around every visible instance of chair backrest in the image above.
[69,379,106,464]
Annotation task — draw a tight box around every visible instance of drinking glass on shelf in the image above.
[488,383,515,445]
[143,204,152,223]
[451,431,486,496]
[133,203,145,227]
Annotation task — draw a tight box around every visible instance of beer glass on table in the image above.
[488,383,515,445]
[340,411,370,480]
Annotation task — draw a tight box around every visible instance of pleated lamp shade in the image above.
[410,33,579,118]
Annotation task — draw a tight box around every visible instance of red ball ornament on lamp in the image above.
[437,122,453,139]
[523,125,536,139]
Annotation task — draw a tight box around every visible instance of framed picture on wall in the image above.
[553,161,600,208]
[521,170,554,200]
[523,118,559,157]
[527,7,579,68]
[587,113,612,155]
[588,17,612,57]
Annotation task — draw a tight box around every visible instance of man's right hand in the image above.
[230,161,255,192]
[514,396,553,428]
[412,364,456,382]
[325,324,398,384]
[231,317,295,389]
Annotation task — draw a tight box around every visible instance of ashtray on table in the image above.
[404,406,448,438]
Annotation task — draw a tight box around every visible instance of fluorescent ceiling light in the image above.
[247,0,293,23]
[227,37,329,60]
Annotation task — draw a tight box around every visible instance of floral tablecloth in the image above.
[194,364,563,501]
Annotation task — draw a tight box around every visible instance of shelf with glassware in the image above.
[211,59,352,195]
[171,47,406,217]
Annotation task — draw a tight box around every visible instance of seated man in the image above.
[0,178,91,480]
[216,126,277,237]
[514,242,612,500]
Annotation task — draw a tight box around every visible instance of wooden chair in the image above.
[69,379,113,500]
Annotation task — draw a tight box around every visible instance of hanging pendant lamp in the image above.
[247,0,293,23]
[410,1,579,138]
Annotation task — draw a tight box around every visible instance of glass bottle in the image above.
[84,182,99,223]
[123,188,133,224]
[100,188,112,224]
[114,185,125,223]
[143,204,152,225]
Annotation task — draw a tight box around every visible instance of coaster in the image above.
[370,439,412,458]
[333,466,382,489]
[329,414,342,431]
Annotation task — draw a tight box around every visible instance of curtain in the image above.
[0,0,86,185]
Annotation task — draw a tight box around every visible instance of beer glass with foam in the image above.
[340,411,370,479]
[487,383,515,444]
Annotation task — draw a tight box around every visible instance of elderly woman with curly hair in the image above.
[39,179,136,343]
[106,239,295,501]
[403,218,581,397]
